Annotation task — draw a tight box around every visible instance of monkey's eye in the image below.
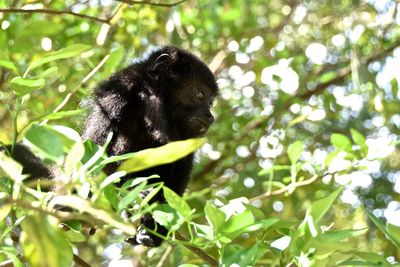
[195,91,204,99]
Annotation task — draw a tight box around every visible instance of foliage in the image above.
[1,0,400,266]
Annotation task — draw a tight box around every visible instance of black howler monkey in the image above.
[82,46,218,246]
[1,46,218,247]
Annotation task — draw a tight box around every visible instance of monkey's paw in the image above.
[124,226,163,247]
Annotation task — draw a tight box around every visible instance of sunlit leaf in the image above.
[205,202,226,232]
[362,206,400,248]
[322,228,368,242]
[164,187,192,219]
[11,77,45,96]
[117,182,146,212]
[118,138,205,173]
[0,204,11,222]
[330,133,352,152]
[21,21,63,36]
[40,110,83,121]
[309,187,343,224]
[0,151,23,181]
[222,210,254,235]
[287,140,304,164]
[350,128,368,155]
[24,124,64,165]
[25,44,91,74]
[0,59,17,72]
[153,204,185,231]
[98,47,125,80]
[222,243,267,267]
[193,223,214,240]
[21,215,73,267]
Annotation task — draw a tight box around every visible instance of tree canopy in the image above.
[0,0,400,266]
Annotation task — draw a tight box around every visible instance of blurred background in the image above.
[0,0,399,266]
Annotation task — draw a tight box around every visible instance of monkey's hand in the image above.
[125,214,167,247]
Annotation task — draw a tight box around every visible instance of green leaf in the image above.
[258,165,290,176]
[193,223,214,240]
[51,125,84,175]
[40,110,83,121]
[24,124,64,165]
[222,243,267,267]
[386,223,400,246]
[350,128,368,155]
[0,151,23,181]
[25,44,91,74]
[309,187,343,224]
[153,204,185,231]
[239,218,279,233]
[11,77,45,96]
[117,182,146,212]
[117,138,205,173]
[0,59,17,72]
[362,206,400,248]
[287,140,304,164]
[356,252,392,267]
[98,47,125,80]
[222,210,254,236]
[0,51,17,72]
[330,133,352,152]
[103,185,119,210]
[21,21,63,36]
[120,175,159,190]
[21,215,73,267]
[322,228,368,242]
[0,204,12,222]
[63,227,87,243]
[205,202,226,232]
[163,187,192,219]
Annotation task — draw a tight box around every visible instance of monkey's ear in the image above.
[151,53,173,71]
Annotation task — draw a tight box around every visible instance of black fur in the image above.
[83,46,218,246]
[0,145,51,179]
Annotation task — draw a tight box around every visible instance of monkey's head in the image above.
[145,46,218,139]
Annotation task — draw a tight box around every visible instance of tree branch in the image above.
[299,40,400,99]
[175,233,218,267]
[156,245,174,267]
[0,8,110,24]
[115,0,186,7]
[250,175,319,202]
[73,254,91,267]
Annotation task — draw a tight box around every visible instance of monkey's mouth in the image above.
[192,119,210,134]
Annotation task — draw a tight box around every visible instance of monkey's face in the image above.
[167,80,217,138]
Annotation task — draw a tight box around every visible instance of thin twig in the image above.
[115,0,186,7]
[40,52,111,125]
[175,233,218,267]
[156,245,174,267]
[0,8,110,24]
[250,175,319,202]
[73,254,91,267]
[0,259,14,267]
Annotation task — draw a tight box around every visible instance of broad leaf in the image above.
[25,44,91,74]
[287,140,304,164]
[153,204,185,231]
[24,124,64,165]
[21,215,73,267]
[309,187,343,224]
[118,138,205,173]
[362,206,400,248]
[330,133,352,152]
[11,77,45,96]
[205,202,226,232]
[164,187,192,219]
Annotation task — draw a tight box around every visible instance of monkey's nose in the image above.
[206,112,214,124]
